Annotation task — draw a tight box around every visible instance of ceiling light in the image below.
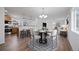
[39,8,48,19]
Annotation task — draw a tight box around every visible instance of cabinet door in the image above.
[12,28,18,34]
[5,15,11,21]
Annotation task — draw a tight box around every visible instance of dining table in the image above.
[38,30,52,44]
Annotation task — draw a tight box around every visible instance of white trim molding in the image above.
[71,7,79,35]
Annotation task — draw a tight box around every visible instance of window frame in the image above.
[71,8,79,34]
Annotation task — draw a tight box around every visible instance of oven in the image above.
[5,25,12,34]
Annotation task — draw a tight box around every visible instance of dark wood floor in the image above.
[0,34,72,51]
[56,36,72,51]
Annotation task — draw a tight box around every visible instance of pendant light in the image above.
[39,8,48,19]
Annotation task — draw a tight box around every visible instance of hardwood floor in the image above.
[0,34,32,51]
[56,36,72,51]
[0,34,72,51]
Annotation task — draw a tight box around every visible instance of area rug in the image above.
[28,36,57,51]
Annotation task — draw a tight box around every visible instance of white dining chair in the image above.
[52,30,57,40]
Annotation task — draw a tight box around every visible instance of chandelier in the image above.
[39,8,48,19]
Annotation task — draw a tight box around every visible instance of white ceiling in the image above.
[5,7,71,19]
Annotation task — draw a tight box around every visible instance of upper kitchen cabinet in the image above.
[5,15,11,21]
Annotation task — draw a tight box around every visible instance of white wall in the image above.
[11,14,66,31]
[68,30,79,50]
[0,7,5,44]
[68,8,79,51]
[36,18,66,30]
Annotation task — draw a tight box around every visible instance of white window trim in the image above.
[71,8,79,35]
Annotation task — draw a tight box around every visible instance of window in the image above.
[71,8,79,34]
[76,10,79,31]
